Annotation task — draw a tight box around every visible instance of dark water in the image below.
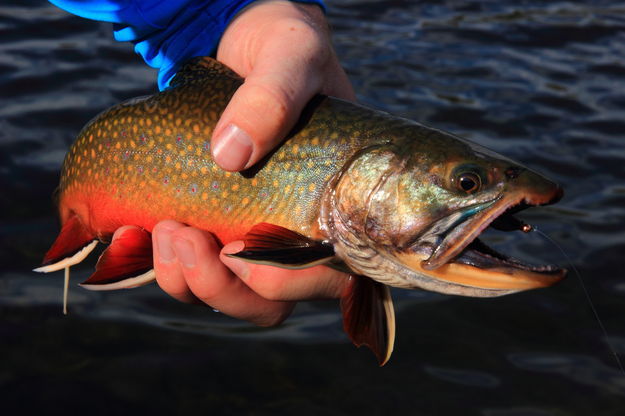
[2,0,625,414]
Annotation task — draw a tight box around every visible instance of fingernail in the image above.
[172,237,196,268]
[157,228,176,263]
[222,241,249,279]
[211,124,253,171]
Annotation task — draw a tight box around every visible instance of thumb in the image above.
[210,69,321,171]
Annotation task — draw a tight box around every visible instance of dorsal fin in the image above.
[169,57,242,89]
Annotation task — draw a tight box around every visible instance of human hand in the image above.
[152,221,348,326]
[211,0,356,171]
[154,1,355,325]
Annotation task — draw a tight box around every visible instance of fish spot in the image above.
[189,184,199,194]
[137,166,144,174]
[176,135,184,146]
[163,176,170,185]
[203,141,210,152]
[123,150,130,160]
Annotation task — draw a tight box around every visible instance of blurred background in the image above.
[1,1,624,414]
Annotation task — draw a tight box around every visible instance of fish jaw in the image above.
[404,167,566,295]
[320,129,566,296]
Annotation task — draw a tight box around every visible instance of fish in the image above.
[35,57,566,365]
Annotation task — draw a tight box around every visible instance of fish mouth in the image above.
[411,185,566,294]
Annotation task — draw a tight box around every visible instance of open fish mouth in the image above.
[413,187,566,292]
[451,208,563,274]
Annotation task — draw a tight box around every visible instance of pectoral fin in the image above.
[226,223,335,269]
[80,227,155,290]
[340,276,396,366]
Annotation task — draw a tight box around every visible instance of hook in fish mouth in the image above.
[410,189,566,292]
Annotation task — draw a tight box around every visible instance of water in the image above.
[2,0,625,414]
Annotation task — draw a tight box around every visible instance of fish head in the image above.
[327,124,565,297]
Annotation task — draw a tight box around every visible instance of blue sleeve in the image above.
[49,0,326,90]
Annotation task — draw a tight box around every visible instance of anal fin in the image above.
[340,276,396,366]
[226,223,335,269]
[80,227,155,290]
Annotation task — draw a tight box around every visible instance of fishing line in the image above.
[63,266,70,315]
[532,226,624,375]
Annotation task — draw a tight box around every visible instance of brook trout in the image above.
[37,57,565,365]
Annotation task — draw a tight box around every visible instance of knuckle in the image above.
[244,82,292,126]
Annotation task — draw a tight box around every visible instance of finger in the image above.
[320,57,356,101]
[153,220,199,304]
[211,22,328,171]
[220,241,350,301]
[170,227,296,326]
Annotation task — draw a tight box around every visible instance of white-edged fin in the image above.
[380,285,396,366]
[80,269,156,291]
[33,240,98,273]
[63,266,70,315]
[340,276,396,366]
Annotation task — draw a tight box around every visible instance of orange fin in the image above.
[80,227,155,290]
[340,276,396,366]
[34,213,98,273]
[226,223,335,269]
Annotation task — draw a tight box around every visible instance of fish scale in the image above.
[58,58,380,243]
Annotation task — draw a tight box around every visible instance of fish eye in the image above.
[456,172,481,194]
